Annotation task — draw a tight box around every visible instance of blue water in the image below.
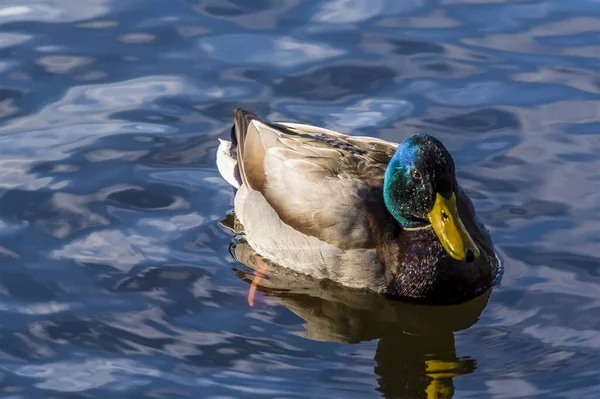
[0,0,598,397]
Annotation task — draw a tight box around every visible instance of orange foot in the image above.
[247,255,268,307]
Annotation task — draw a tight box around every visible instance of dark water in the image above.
[0,0,598,397]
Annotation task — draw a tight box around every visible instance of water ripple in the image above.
[0,0,597,397]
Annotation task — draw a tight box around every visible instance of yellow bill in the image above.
[428,193,480,262]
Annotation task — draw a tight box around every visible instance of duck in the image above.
[216,108,500,304]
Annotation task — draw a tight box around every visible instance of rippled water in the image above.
[0,0,598,397]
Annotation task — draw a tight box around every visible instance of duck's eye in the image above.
[411,169,422,180]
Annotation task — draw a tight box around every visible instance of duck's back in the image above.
[226,109,402,290]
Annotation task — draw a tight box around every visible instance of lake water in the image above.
[0,0,598,398]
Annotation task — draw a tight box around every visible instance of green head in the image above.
[383,134,480,263]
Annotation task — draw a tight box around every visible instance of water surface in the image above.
[0,0,598,398]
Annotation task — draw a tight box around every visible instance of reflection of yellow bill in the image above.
[425,379,452,399]
[425,359,462,399]
[428,193,480,262]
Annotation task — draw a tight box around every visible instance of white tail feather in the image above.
[216,139,240,189]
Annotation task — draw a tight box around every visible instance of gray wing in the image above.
[233,109,397,250]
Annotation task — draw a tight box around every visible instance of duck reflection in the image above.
[226,222,489,399]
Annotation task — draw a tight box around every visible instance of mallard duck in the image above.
[217,108,500,304]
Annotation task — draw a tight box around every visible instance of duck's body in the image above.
[217,108,499,304]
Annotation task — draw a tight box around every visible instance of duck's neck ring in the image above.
[401,224,432,231]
